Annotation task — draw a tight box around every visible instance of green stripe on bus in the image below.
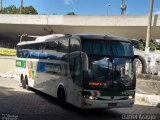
[30,62,33,70]
[16,60,26,68]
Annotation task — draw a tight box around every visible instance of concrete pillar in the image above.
[145,0,154,54]
[0,0,2,11]
[20,0,23,14]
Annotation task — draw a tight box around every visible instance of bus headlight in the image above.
[84,95,97,100]
[128,96,133,99]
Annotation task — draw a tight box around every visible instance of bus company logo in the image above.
[27,61,37,79]
[89,82,107,86]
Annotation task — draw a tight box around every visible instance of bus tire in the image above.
[25,76,30,90]
[134,55,147,74]
[21,76,26,89]
[58,88,67,108]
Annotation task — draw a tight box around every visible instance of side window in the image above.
[18,45,26,58]
[45,38,69,60]
[45,63,61,75]
[69,56,81,86]
[17,43,45,59]
[45,41,58,51]
[57,40,69,54]
[25,44,39,59]
[44,41,58,59]
[70,38,81,53]
[21,45,30,58]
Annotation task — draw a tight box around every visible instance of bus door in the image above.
[69,53,82,106]
[68,38,82,106]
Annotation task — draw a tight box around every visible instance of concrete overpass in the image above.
[0,14,160,42]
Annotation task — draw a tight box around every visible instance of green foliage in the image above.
[0,5,18,14]
[0,5,38,14]
[139,42,145,51]
[149,41,156,51]
[22,6,38,14]
[66,12,77,15]
[138,39,156,51]
[139,39,146,46]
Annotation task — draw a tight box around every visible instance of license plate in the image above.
[108,103,117,107]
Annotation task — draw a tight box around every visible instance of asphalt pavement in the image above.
[0,78,159,120]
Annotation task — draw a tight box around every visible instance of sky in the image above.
[1,0,160,15]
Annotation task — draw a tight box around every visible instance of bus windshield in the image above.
[82,40,135,91]
[82,40,134,57]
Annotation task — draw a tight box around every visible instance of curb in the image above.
[135,93,160,106]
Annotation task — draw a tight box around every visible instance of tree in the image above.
[149,41,156,51]
[66,12,77,15]
[139,42,145,51]
[0,5,38,14]
[0,5,18,14]
[138,39,155,51]
[22,6,38,14]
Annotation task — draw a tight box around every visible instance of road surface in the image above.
[0,78,159,120]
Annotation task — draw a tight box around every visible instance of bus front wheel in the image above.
[58,88,67,108]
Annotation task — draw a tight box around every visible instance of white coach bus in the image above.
[16,34,136,109]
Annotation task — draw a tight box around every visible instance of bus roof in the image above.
[73,34,130,42]
[17,34,130,46]
[17,34,65,46]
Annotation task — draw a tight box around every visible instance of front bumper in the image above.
[83,98,134,109]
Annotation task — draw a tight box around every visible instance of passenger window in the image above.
[44,41,58,59]
[45,63,61,75]
[57,40,69,53]
[46,41,58,50]
[17,43,45,59]
[70,38,81,53]
[69,56,81,86]
[45,38,69,60]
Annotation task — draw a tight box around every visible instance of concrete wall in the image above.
[0,56,16,73]
[137,74,160,95]
[1,14,160,41]
[0,14,160,26]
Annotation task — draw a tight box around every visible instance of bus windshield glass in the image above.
[82,40,135,91]
[82,40,134,57]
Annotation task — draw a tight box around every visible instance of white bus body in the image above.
[16,34,136,109]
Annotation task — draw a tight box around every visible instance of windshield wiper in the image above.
[105,58,127,90]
